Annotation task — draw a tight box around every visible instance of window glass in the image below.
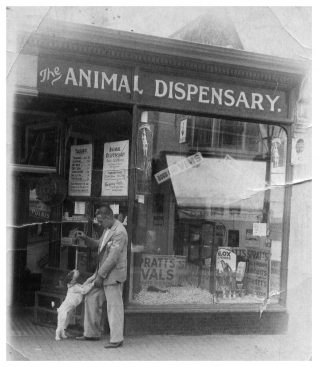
[130,111,286,306]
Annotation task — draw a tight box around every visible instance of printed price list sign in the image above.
[68,144,92,196]
[102,140,129,196]
[246,247,271,298]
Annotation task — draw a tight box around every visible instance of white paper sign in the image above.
[74,201,86,215]
[68,144,92,196]
[102,140,129,196]
[253,222,267,237]
[110,204,119,215]
[291,137,305,165]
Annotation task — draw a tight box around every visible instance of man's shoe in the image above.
[104,341,123,348]
[76,335,100,341]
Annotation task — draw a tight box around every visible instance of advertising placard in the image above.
[155,152,204,184]
[102,140,129,196]
[215,248,237,295]
[216,248,237,273]
[68,144,92,196]
[246,247,271,298]
[140,254,186,289]
[29,189,51,220]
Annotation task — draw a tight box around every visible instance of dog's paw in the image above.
[55,336,61,341]
[61,334,68,339]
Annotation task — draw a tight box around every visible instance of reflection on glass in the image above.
[130,112,287,306]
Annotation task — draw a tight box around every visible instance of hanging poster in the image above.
[68,144,92,196]
[136,123,153,194]
[102,140,129,196]
[179,118,187,143]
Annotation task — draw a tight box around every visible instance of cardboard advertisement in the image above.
[216,248,237,296]
[140,254,186,289]
[246,247,271,298]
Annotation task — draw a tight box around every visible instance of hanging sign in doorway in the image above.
[68,144,93,196]
[102,140,129,196]
[179,119,187,143]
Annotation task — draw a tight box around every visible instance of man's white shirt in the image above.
[99,229,110,252]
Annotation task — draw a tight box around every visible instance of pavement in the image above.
[6,308,312,361]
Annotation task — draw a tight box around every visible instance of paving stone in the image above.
[6,309,311,361]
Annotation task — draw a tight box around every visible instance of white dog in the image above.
[55,269,94,341]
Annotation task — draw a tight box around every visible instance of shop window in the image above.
[218,119,245,150]
[130,110,287,307]
[192,117,212,148]
[22,123,59,167]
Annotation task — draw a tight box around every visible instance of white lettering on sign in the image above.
[39,66,62,85]
[154,79,281,112]
[63,68,144,95]
[155,152,204,184]
[39,60,285,115]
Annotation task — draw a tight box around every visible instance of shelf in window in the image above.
[10,164,57,174]
[61,244,88,249]
[62,219,89,223]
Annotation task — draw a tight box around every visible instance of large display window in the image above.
[130,110,287,306]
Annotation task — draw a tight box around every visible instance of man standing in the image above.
[76,206,127,348]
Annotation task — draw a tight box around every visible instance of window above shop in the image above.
[191,117,263,155]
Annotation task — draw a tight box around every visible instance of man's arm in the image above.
[84,236,99,249]
[83,273,96,285]
[76,231,99,249]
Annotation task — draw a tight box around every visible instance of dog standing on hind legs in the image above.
[55,269,94,341]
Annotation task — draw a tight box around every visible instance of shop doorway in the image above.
[9,95,133,307]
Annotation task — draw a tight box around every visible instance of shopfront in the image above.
[8,19,307,334]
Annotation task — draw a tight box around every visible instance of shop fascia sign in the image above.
[38,57,288,119]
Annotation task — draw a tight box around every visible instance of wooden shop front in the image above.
[8,19,307,334]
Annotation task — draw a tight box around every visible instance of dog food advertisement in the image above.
[140,254,186,289]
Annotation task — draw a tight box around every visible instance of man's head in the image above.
[95,206,114,229]
[115,212,124,223]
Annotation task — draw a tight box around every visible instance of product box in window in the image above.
[215,247,248,298]
[216,248,237,298]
